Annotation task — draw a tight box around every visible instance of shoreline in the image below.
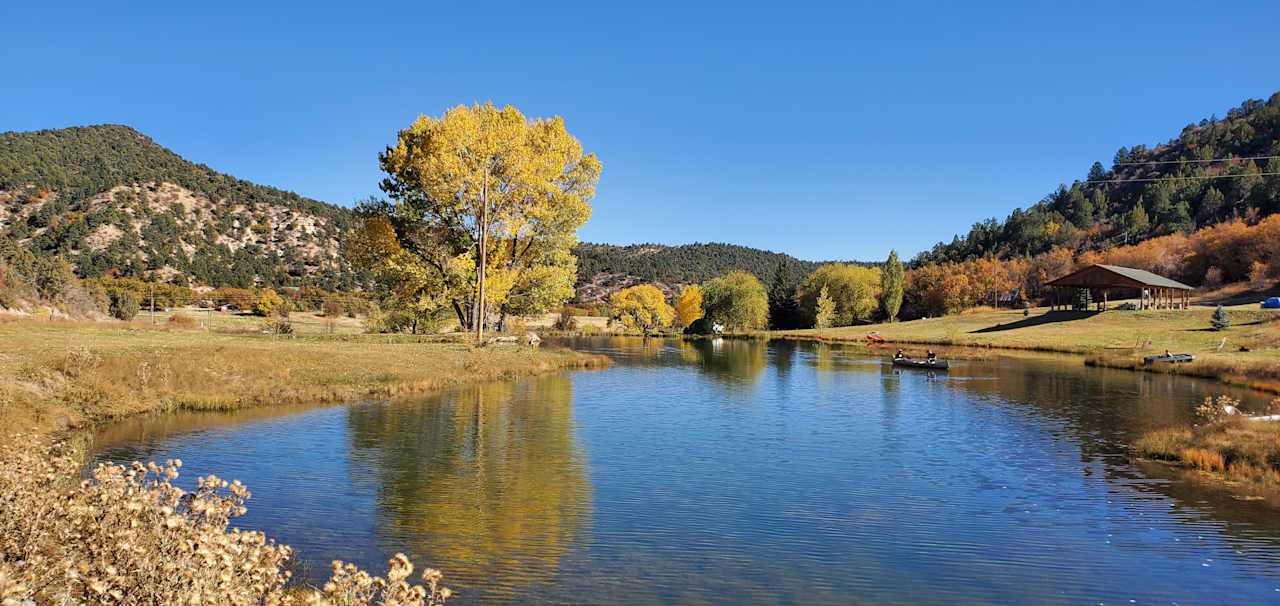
[0,319,611,445]
[765,306,1280,395]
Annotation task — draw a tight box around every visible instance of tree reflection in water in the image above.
[345,375,591,602]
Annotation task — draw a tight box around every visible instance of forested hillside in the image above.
[0,125,359,289]
[917,93,1280,265]
[572,242,836,302]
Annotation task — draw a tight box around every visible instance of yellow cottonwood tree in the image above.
[673,285,704,329]
[609,284,675,334]
[377,103,602,340]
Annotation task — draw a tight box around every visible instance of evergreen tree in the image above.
[1168,200,1193,233]
[1198,187,1226,223]
[1260,157,1280,213]
[1087,161,1107,182]
[1068,185,1093,228]
[880,250,904,322]
[1211,304,1230,331]
[1127,199,1150,234]
[1147,185,1174,230]
[1113,147,1129,168]
[1089,188,1108,221]
[767,261,805,329]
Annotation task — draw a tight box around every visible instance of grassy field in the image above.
[141,306,368,334]
[0,317,608,440]
[773,303,1280,392]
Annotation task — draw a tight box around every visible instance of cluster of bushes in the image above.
[85,276,196,320]
[0,438,451,605]
[606,270,772,335]
[206,287,371,318]
[0,237,102,316]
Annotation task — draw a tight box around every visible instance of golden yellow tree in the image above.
[378,103,602,340]
[797,263,881,326]
[673,285,704,329]
[609,284,675,334]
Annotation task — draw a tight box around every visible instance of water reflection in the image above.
[345,376,591,601]
[89,337,1280,604]
[678,338,768,386]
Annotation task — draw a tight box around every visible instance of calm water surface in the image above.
[91,338,1280,604]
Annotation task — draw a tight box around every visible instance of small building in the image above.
[1044,264,1193,311]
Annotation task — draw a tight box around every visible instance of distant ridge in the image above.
[572,241,861,302]
[0,124,357,289]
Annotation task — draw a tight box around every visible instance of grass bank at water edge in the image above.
[0,318,610,441]
[771,305,1280,392]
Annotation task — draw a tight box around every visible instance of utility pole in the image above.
[475,176,489,344]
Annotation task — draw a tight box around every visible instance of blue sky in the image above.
[4,1,1278,261]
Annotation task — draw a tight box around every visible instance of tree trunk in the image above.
[452,299,468,330]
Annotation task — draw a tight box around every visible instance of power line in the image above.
[1087,172,1280,185]
[1113,154,1280,166]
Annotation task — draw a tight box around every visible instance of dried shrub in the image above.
[1133,427,1191,461]
[0,438,451,605]
[1181,447,1226,472]
[168,312,199,329]
[263,318,294,335]
[1195,395,1240,423]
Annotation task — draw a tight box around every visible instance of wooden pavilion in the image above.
[1044,264,1193,311]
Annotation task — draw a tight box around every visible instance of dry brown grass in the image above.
[0,319,608,438]
[167,312,199,329]
[1180,447,1227,473]
[0,318,610,605]
[0,438,451,605]
[1135,396,1280,494]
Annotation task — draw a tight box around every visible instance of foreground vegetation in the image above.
[0,439,453,605]
[775,305,1280,391]
[1135,396,1280,500]
[0,318,606,604]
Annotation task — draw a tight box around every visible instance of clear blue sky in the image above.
[4,1,1278,261]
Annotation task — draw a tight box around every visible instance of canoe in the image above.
[1143,353,1195,365]
[892,358,949,370]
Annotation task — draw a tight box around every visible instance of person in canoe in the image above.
[894,349,905,360]
[926,350,937,363]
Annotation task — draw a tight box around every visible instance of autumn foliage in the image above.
[902,215,1280,318]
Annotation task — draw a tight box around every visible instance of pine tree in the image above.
[1087,161,1106,182]
[1198,187,1225,223]
[1067,185,1093,228]
[1113,147,1129,167]
[1127,200,1150,234]
[1089,188,1108,221]
[1211,304,1230,331]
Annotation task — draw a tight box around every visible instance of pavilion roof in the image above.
[1044,264,1193,291]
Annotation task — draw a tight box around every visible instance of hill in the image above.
[0,125,358,289]
[917,92,1280,266]
[572,242,846,302]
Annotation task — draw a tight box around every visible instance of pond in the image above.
[90,337,1280,604]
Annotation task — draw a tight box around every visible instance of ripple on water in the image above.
[88,338,1280,604]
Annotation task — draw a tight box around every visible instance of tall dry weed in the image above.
[0,437,449,605]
